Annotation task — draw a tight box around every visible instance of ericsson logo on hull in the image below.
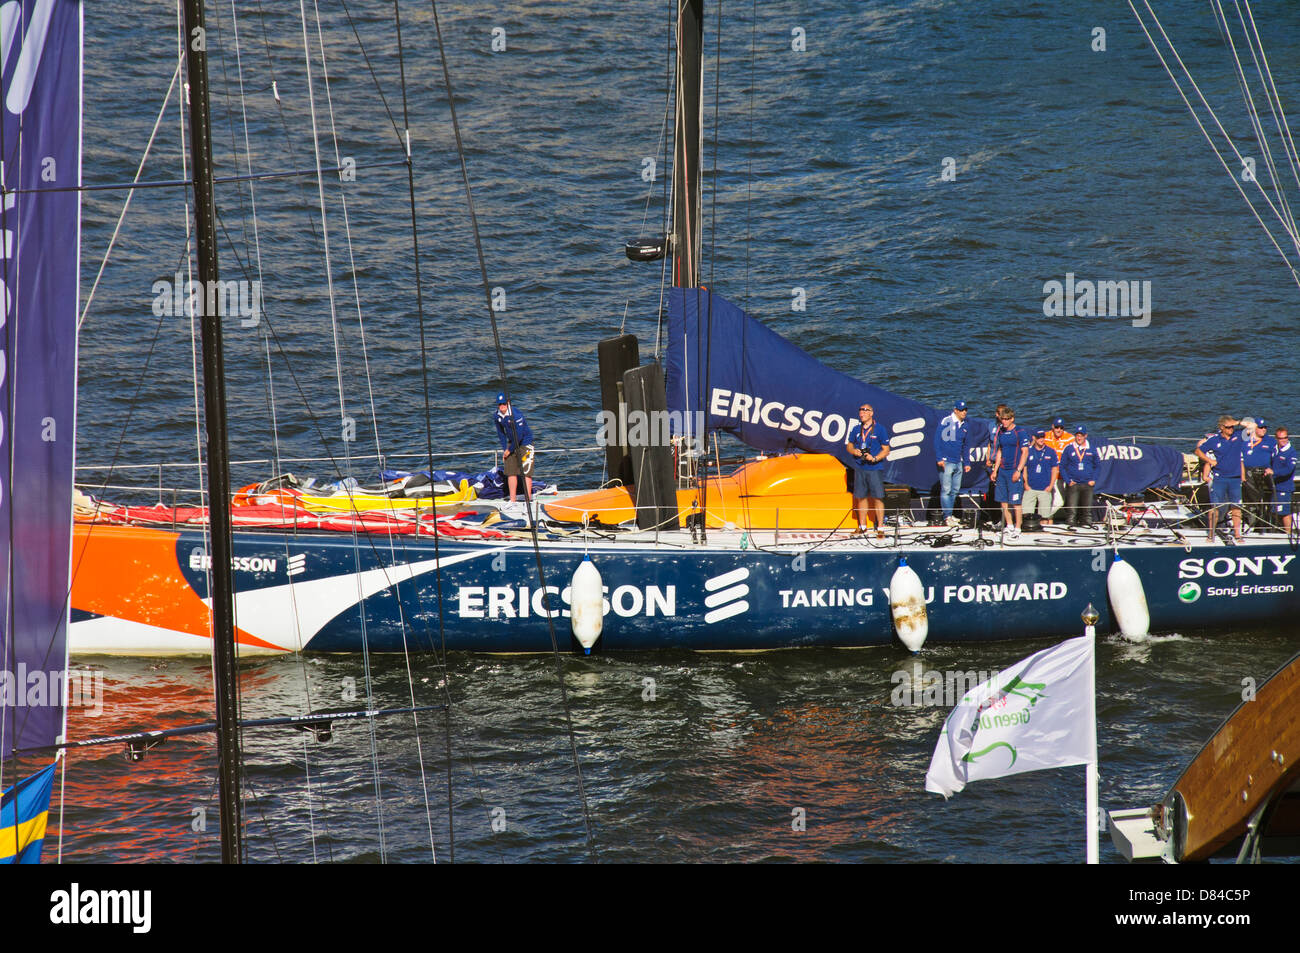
[1178,582,1201,603]
[458,584,676,619]
[189,552,278,573]
[704,567,750,623]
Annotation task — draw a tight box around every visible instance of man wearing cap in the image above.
[934,400,971,527]
[846,402,891,538]
[1059,425,1100,528]
[1022,430,1060,528]
[1196,415,1245,542]
[989,407,1029,537]
[1267,426,1296,534]
[494,393,536,503]
[1044,417,1071,456]
[1241,416,1274,529]
[1044,417,1072,515]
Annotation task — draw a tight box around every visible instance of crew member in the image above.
[494,392,535,503]
[1059,425,1099,528]
[1268,425,1296,534]
[1241,416,1273,529]
[989,407,1029,537]
[1044,416,1072,507]
[846,403,891,539]
[1022,429,1060,528]
[1195,415,1245,543]
[934,399,971,527]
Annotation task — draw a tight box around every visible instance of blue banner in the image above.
[665,288,1183,496]
[2,0,81,759]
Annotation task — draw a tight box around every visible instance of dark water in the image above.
[56,1,1300,861]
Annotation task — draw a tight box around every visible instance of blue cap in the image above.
[1034,429,1046,438]
[495,392,507,404]
[954,399,967,411]
[1258,418,1267,430]
[1075,424,1088,435]
[1052,417,1065,428]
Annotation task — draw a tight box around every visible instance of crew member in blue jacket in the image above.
[1268,425,1296,534]
[1059,425,1100,528]
[1240,416,1274,528]
[934,399,970,527]
[494,392,535,503]
[845,402,891,538]
[1196,415,1245,542]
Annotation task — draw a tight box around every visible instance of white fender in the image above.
[570,555,604,653]
[1107,552,1150,639]
[889,559,928,652]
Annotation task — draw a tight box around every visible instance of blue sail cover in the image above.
[665,288,1183,495]
[2,0,81,760]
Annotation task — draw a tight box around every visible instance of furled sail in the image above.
[1,0,81,794]
[664,288,1183,495]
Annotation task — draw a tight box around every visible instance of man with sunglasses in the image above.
[1196,414,1245,543]
[846,402,891,538]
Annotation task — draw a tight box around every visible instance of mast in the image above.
[181,0,243,864]
[672,0,704,289]
[672,0,709,539]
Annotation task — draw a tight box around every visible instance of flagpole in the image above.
[1083,603,1100,864]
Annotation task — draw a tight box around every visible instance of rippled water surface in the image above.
[51,0,1300,862]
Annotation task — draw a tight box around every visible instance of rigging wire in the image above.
[231,0,329,864]
[78,57,182,332]
[1129,0,1300,287]
[426,0,597,860]
[296,0,388,860]
[1211,0,1300,257]
[390,0,450,863]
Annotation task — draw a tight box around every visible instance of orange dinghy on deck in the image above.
[544,453,863,530]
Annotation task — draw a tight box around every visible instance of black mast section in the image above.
[181,0,243,864]
[672,0,704,290]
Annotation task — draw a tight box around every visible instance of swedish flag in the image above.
[1,762,57,864]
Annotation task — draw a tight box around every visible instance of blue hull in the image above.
[167,530,1300,652]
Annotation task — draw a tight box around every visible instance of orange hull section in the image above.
[545,454,863,530]
[71,524,283,653]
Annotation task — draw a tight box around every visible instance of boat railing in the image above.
[74,446,608,507]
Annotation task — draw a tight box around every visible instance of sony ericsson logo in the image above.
[703,567,749,624]
[1178,555,1294,580]
[1,0,56,115]
[1178,582,1201,604]
[707,387,925,461]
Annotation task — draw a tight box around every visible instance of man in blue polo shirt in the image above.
[934,399,971,527]
[846,402,891,538]
[1059,425,1100,528]
[1022,429,1060,528]
[989,407,1029,537]
[1268,425,1296,534]
[1196,414,1245,542]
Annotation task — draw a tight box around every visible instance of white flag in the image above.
[925,634,1096,798]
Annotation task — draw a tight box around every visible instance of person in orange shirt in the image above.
[1044,417,1072,456]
